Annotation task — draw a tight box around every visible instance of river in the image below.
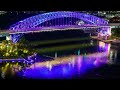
[0,39,120,79]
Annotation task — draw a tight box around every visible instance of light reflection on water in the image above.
[0,63,23,79]
[23,54,109,79]
[0,41,118,79]
[22,41,112,79]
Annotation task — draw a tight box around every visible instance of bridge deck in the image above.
[0,25,110,34]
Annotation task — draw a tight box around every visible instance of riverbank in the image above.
[91,36,120,45]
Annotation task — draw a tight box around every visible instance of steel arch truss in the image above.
[9,11,109,43]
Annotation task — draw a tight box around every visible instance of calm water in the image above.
[0,40,120,79]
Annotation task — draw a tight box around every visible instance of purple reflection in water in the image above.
[23,54,108,79]
[22,42,110,79]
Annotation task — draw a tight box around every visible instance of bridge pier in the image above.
[10,34,24,43]
[97,26,111,40]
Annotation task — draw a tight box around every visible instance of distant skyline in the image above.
[0,11,120,15]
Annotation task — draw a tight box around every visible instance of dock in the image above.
[0,58,28,63]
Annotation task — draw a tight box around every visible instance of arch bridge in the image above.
[7,11,111,43]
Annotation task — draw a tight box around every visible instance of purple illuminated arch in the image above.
[9,11,109,43]
[9,11,108,31]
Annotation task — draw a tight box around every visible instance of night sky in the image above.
[0,11,46,30]
[0,11,117,30]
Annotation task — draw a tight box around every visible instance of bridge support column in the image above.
[105,26,111,36]
[98,27,111,40]
[10,34,24,43]
[105,26,111,40]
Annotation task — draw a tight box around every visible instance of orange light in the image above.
[99,41,105,48]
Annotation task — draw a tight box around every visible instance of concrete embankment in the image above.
[91,36,119,43]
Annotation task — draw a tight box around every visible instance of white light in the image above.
[104,12,106,14]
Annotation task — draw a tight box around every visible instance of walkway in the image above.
[0,58,26,63]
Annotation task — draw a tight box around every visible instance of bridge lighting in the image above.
[9,11,109,43]
[78,21,84,25]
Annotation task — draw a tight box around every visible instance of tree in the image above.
[112,28,120,37]
[0,38,34,59]
[18,36,29,46]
